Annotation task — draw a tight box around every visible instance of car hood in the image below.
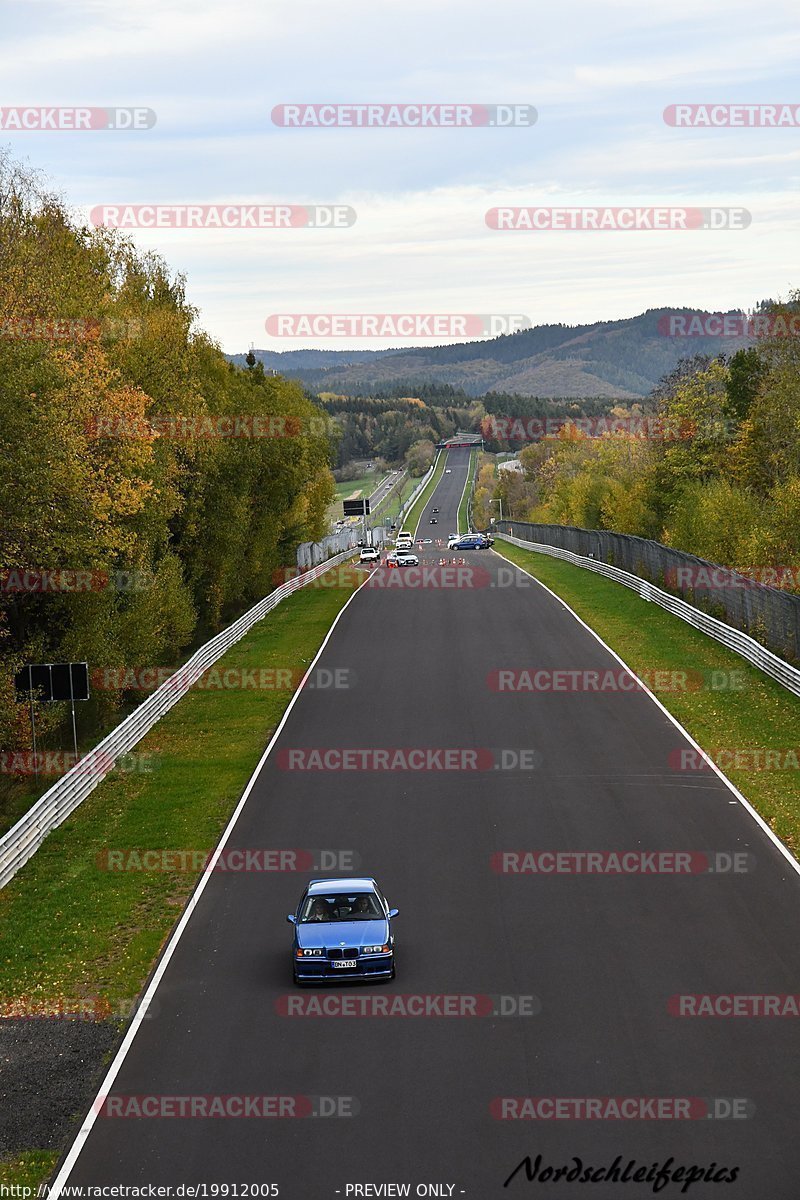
[296,919,389,949]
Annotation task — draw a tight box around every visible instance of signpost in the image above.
[343,497,372,546]
[13,662,90,779]
[342,499,370,517]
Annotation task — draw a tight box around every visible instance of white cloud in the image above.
[1,0,796,351]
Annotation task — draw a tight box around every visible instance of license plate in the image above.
[332,959,357,969]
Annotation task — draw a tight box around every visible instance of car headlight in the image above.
[297,948,324,957]
[361,944,390,955]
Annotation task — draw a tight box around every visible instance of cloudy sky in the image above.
[2,0,799,351]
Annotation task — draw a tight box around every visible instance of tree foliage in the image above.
[480,303,800,586]
[0,154,334,749]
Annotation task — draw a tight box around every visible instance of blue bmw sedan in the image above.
[287,877,398,984]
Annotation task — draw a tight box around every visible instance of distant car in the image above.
[359,547,380,563]
[454,535,483,550]
[445,469,452,473]
[432,508,439,513]
[390,552,419,568]
[288,877,398,984]
[430,518,438,524]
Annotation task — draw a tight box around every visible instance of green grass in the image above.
[457,448,478,533]
[334,473,378,499]
[0,1151,60,1191]
[496,539,800,855]
[0,569,361,1009]
[0,565,362,1192]
[325,470,382,527]
[407,453,447,537]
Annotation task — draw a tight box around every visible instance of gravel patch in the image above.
[0,1019,122,1155]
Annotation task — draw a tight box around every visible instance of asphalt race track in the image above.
[56,447,800,1198]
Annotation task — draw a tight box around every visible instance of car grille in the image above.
[328,947,359,960]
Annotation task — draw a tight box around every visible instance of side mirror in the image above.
[388,908,399,919]
[286,914,297,925]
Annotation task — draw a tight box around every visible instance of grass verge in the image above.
[0,1152,60,1191]
[407,453,446,538]
[0,562,363,1188]
[495,539,800,856]
[0,568,361,1007]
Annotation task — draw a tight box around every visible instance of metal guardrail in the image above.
[0,549,359,890]
[491,518,800,662]
[368,469,408,523]
[497,533,800,699]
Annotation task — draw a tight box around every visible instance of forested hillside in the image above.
[475,313,800,582]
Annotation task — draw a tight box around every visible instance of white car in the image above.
[445,469,452,473]
[359,547,380,563]
[390,552,419,568]
[447,535,460,549]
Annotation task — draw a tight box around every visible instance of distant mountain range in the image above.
[230,308,760,399]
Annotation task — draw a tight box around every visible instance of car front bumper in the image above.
[294,953,393,982]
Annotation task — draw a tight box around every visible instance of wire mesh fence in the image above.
[493,520,800,665]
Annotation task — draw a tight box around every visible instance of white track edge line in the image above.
[48,565,372,1197]
[455,452,472,536]
[410,451,445,542]
[493,544,800,881]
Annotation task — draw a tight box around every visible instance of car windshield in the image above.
[300,893,383,922]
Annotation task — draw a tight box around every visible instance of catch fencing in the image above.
[495,526,800,697]
[493,521,800,665]
[297,527,360,569]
